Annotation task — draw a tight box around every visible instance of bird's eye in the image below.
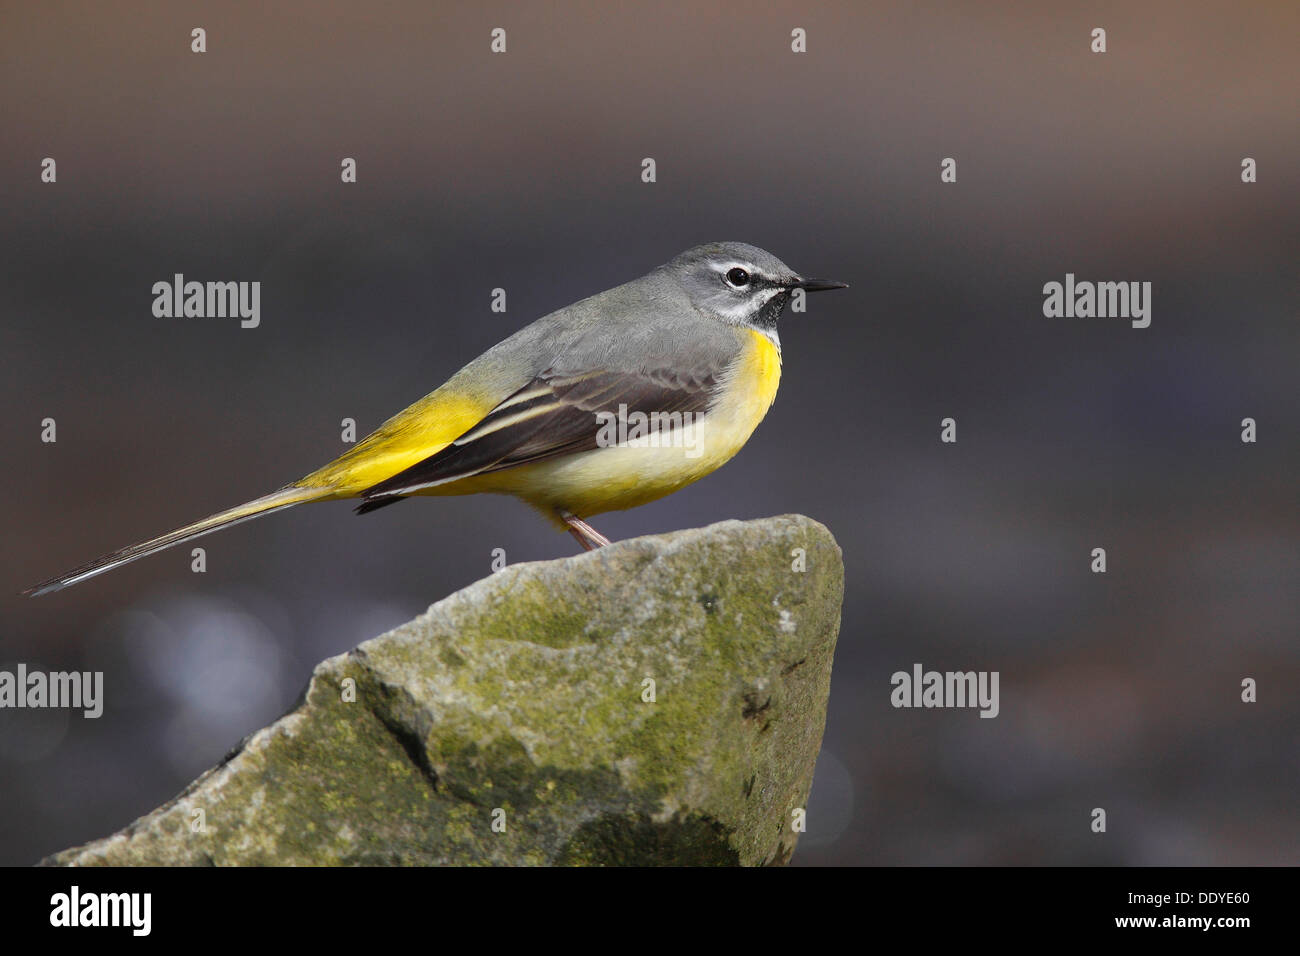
[726,267,751,288]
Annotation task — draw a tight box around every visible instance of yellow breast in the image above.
[719,327,783,432]
[471,328,782,518]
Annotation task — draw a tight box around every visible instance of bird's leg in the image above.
[559,510,611,551]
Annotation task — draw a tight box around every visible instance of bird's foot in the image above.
[559,510,611,551]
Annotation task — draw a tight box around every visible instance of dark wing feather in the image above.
[355,366,720,511]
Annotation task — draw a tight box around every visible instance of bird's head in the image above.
[664,241,847,335]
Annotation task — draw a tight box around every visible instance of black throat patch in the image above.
[750,290,790,332]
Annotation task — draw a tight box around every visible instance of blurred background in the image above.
[1,1,1296,865]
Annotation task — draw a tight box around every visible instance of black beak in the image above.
[791,277,849,292]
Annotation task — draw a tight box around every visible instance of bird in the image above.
[25,242,847,596]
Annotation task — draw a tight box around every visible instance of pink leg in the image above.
[559,510,611,551]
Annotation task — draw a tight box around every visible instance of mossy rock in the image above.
[44,515,843,866]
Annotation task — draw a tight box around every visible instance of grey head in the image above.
[655,241,847,337]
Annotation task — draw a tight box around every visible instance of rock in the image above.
[44,515,843,866]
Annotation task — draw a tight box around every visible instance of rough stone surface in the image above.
[44,515,843,866]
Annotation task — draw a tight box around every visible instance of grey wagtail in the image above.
[25,242,846,596]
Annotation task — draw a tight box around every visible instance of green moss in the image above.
[558,811,741,866]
